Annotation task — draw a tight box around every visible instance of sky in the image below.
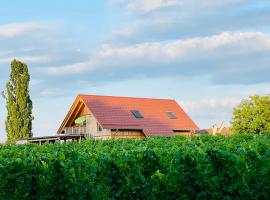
[1,0,270,141]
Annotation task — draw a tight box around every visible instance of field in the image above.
[0,134,269,199]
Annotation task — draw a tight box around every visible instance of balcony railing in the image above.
[64,126,87,135]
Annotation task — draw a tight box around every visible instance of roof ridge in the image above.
[78,94,176,101]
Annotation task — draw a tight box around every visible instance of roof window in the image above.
[131,110,144,118]
[166,112,177,119]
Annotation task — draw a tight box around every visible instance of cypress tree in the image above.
[3,59,33,143]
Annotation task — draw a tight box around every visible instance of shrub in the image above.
[0,135,269,199]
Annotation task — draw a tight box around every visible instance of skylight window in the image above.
[166,112,177,119]
[131,110,144,118]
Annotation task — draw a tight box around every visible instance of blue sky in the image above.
[1,0,270,141]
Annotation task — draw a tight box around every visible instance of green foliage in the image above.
[0,135,269,199]
[231,95,270,134]
[2,59,33,143]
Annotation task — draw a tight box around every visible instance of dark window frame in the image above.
[97,123,103,132]
[131,110,144,118]
[166,111,177,119]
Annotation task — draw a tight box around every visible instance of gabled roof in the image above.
[58,94,199,137]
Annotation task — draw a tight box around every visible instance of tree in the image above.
[231,95,270,134]
[2,59,33,143]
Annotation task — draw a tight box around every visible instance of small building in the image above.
[57,94,199,139]
[198,122,233,136]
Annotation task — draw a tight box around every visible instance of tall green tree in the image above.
[2,59,33,142]
[231,95,270,134]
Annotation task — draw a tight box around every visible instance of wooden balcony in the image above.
[64,126,87,135]
[15,134,86,145]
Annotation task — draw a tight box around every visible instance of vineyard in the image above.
[0,134,269,199]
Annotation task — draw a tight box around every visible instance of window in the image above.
[131,110,144,118]
[97,123,103,132]
[166,112,177,119]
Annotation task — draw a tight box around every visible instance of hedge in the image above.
[0,134,269,199]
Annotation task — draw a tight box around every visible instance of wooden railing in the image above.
[64,126,87,135]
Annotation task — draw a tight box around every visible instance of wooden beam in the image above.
[57,96,82,133]
[67,101,84,127]
[57,96,89,133]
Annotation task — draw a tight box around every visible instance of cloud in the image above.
[39,88,68,97]
[180,87,270,128]
[107,0,270,44]
[0,21,90,101]
[112,0,244,14]
[2,27,266,99]
[0,22,50,38]
[48,61,93,74]
[127,0,182,13]
[0,55,50,64]
[47,31,270,85]
[181,97,241,127]
[182,97,240,112]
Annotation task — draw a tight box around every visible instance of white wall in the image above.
[85,113,111,139]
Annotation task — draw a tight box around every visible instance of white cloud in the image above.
[110,27,136,39]
[48,31,270,76]
[112,0,244,14]
[180,97,241,128]
[39,88,66,97]
[30,79,43,86]
[48,61,94,74]
[181,97,240,112]
[107,0,270,47]
[180,88,270,128]
[0,22,50,38]
[128,0,182,13]
[0,55,50,64]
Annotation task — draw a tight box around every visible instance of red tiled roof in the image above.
[79,94,199,137]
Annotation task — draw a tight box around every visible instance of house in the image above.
[198,122,233,135]
[57,94,199,139]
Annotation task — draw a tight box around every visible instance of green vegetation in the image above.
[2,59,33,143]
[231,95,270,134]
[0,135,269,199]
